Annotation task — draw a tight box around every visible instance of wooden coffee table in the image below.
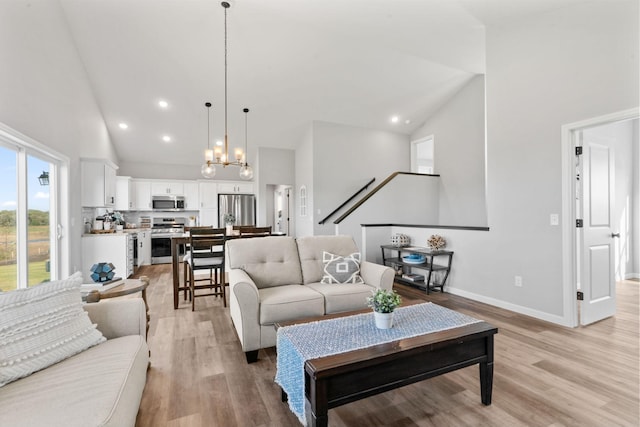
[276,305,497,427]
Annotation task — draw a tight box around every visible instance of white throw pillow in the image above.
[0,272,105,387]
[321,251,364,284]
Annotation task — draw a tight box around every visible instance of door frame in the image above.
[561,107,639,327]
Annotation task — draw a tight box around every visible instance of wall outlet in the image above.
[515,276,523,287]
[550,213,559,226]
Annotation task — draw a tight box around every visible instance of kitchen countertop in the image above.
[83,228,150,237]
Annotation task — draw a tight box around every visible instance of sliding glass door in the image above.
[0,145,18,290]
[0,138,59,291]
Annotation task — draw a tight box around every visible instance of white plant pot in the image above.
[374,311,394,329]
[226,224,233,235]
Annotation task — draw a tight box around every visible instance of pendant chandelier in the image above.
[201,1,253,180]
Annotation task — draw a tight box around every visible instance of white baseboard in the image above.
[446,286,572,327]
[624,273,640,280]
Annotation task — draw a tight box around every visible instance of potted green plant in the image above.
[367,288,402,329]
[223,213,235,234]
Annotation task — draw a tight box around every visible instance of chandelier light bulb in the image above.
[201,162,216,178]
[239,164,253,180]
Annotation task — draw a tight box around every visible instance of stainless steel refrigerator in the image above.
[218,194,256,227]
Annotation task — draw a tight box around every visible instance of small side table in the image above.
[85,276,150,338]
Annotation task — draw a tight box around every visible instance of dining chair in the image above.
[184,227,226,310]
[238,226,272,237]
[181,226,215,301]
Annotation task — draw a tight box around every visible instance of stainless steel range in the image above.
[151,217,186,264]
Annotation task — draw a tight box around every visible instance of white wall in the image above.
[412,75,487,226]
[256,147,295,228]
[365,0,639,326]
[0,1,118,274]
[476,0,638,320]
[118,160,253,181]
[338,174,440,250]
[312,121,410,236]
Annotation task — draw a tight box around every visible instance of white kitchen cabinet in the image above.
[198,181,218,209]
[137,230,151,266]
[217,181,253,194]
[151,181,184,196]
[133,180,152,210]
[81,233,133,283]
[115,176,135,211]
[184,182,200,210]
[80,159,118,207]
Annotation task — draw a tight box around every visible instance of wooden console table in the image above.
[380,245,453,294]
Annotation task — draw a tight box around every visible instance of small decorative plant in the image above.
[109,211,125,225]
[427,234,446,251]
[223,213,235,225]
[367,289,402,314]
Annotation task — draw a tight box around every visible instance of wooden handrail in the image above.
[333,172,439,225]
[318,178,376,225]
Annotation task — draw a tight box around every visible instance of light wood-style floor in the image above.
[133,264,639,427]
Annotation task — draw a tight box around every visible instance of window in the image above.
[299,185,307,217]
[411,136,434,174]
[0,124,66,291]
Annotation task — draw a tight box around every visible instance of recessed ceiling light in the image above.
[158,100,169,109]
[391,116,399,123]
[215,140,223,146]
[162,135,171,142]
[118,123,128,129]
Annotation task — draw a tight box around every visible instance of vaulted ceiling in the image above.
[57,0,588,166]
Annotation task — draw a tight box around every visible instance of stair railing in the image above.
[318,178,376,225]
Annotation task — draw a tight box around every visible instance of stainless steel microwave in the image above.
[152,195,185,211]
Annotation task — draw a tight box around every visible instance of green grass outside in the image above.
[0,261,50,291]
[0,221,52,291]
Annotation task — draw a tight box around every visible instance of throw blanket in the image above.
[274,302,482,425]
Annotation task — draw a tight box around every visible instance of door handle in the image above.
[611,233,620,238]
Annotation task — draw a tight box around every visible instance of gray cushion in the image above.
[307,282,374,314]
[296,235,359,284]
[258,285,324,324]
[320,251,364,284]
[226,237,303,288]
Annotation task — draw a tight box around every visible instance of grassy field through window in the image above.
[0,225,50,291]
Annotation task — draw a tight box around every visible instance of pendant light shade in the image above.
[239,108,253,180]
[201,102,216,178]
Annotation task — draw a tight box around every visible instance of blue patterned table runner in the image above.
[275,302,482,425]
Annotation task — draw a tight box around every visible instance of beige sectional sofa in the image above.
[0,298,149,427]
[226,235,394,362]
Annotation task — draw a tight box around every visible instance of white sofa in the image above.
[0,298,149,427]
[226,235,395,362]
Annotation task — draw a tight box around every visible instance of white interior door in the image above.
[579,133,616,325]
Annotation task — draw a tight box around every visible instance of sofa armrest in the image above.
[360,261,395,291]
[228,268,261,352]
[83,298,147,340]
